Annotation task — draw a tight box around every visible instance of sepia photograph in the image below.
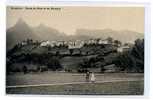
[6,6,144,95]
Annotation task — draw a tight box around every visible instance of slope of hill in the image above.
[75,29,144,43]
[33,24,66,41]
[7,19,39,50]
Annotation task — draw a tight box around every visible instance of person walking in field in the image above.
[86,71,90,82]
[23,65,28,74]
[90,72,96,83]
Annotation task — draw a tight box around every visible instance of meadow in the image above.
[6,72,144,95]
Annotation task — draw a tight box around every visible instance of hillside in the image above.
[7,19,39,50]
[75,29,144,44]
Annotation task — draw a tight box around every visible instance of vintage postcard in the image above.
[6,6,144,95]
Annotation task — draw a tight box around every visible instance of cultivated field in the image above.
[6,72,144,95]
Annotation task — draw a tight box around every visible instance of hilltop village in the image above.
[7,37,144,74]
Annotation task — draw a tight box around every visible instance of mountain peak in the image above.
[15,18,28,27]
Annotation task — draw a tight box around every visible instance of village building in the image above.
[98,39,109,44]
[117,45,130,53]
[56,41,65,46]
[87,39,97,44]
[40,40,51,47]
[21,41,27,46]
[68,40,84,49]
[39,38,113,49]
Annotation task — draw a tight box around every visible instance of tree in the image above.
[114,40,122,47]
[77,57,100,73]
[107,37,113,44]
[69,49,74,55]
[77,58,90,73]
[100,66,105,73]
[47,57,62,71]
[131,39,144,72]
[6,58,13,74]
[114,38,144,72]
[115,52,136,72]
[131,39,144,60]
[56,51,60,56]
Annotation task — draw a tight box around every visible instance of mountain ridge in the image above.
[7,19,144,50]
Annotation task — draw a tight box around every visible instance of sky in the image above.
[7,6,144,35]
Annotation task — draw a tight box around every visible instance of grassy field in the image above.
[6,71,144,95]
[6,72,144,95]
[6,80,143,95]
[6,72,143,86]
